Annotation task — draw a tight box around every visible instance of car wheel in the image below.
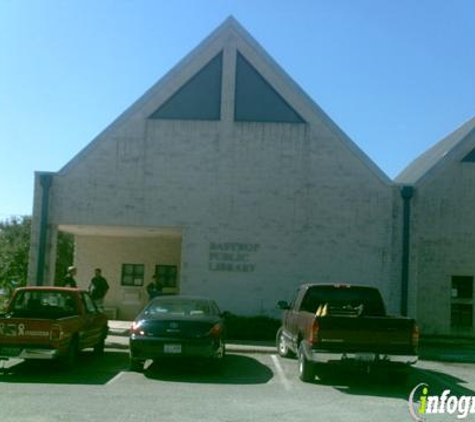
[61,337,79,369]
[210,340,225,371]
[313,363,329,382]
[298,343,315,383]
[215,340,226,360]
[93,338,105,355]
[390,368,410,385]
[129,358,144,372]
[276,327,294,358]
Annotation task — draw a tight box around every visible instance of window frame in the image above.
[154,264,178,288]
[121,263,145,287]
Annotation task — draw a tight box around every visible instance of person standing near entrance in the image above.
[146,274,164,301]
[89,268,109,311]
[64,266,78,288]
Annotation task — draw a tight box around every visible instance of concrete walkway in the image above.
[107,320,475,362]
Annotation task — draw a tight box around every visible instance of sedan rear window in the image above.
[144,299,216,317]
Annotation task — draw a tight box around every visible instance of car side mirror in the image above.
[277,301,290,310]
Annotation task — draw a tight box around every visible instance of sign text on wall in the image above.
[208,242,260,272]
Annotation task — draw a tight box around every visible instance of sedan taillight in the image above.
[207,323,222,338]
[130,321,145,336]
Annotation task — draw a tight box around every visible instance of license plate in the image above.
[164,344,182,354]
[355,353,375,362]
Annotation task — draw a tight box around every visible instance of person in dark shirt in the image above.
[146,275,163,301]
[88,268,109,311]
[64,266,78,288]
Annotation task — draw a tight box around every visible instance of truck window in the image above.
[10,291,79,318]
[81,292,98,314]
[301,286,386,316]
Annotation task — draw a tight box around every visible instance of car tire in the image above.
[216,340,226,360]
[61,336,79,369]
[298,343,315,383]
[93,338,105,355]
[210,340,226,371]
[276,327,294,358]
[313,363,329,382]
[391,368,410,385]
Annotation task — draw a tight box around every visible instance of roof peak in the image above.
[396,113,475,185]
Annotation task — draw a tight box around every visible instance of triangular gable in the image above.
[396,115,475,185]
[234,52,304,123]
[149,52,223,121]
[59,16,391,186]
[461,146,475,162]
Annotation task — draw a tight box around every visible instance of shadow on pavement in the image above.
[0,350,129,385]
[324,365,475,399]
[412,367,475,397]
[144,353,273,385]
[314,366,415,399]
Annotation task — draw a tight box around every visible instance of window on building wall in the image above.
[155,265,178,288]
[149,52,223,121]
[121,264,145,287]
[451,276,474,328]
[234,52,305,123]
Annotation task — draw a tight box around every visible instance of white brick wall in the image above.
[29,23,398,320]
[410,133,475,335]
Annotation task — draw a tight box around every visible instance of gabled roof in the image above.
[59,16,391,185]
[395,115,475,185]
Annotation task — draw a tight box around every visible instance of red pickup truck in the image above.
[277,284,419,382]
[0,287,108,366]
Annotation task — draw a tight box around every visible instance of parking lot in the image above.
[1,341,475,422]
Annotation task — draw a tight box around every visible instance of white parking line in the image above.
[106,371,126,386]
[271,354,292,391]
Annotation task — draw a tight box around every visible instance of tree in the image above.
[0,216,31,289]
[0,216,74,289]
[54,230,74,285]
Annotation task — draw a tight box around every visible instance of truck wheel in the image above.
[391,368,410,385]
[298,343,315,382]
[93,338,105,355]
[61,337,79,369]
[276,328,294,358]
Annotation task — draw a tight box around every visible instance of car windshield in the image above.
[143,299,216,318]
[10,290,79,318]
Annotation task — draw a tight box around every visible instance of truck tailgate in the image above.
[316,316,416,354]
[0,318,54,347]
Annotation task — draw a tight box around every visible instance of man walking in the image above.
[89,268,109,311]
[64,266,78,288]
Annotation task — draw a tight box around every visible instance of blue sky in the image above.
[1,0,475,217]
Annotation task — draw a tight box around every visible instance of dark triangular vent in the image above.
[462,147,475,162]
[234,52,305,123]
[150,52,223,120]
